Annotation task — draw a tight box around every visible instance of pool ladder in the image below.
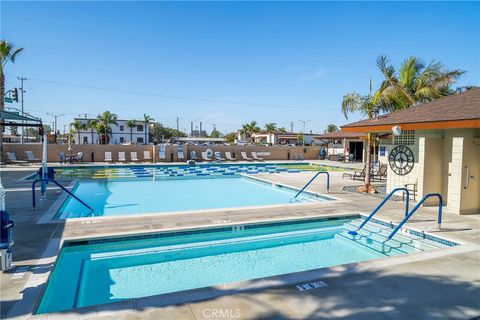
[293,171,329,200]
[32,179,94,213]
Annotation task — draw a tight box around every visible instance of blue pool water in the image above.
[57,176,328,219]
[37,216,450,314]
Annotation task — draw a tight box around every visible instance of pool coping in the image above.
[36,174,339,225]
[16,212,473,319]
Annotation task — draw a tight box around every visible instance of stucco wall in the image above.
[3,144,321,163]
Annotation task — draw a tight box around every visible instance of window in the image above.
[119,125,124,131]
[137,125,144,131]
[393,130,415,146]
[120,137,125,143]
[83,136,88,144]
[137,137,144,143]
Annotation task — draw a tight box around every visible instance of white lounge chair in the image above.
[241,152,253,161]
[6,152,27,165]
[214,152,225,161]
[251,152,264,161]
[159,149,166,160]
[190,151,199,160]
[143,151,152,162]
[130,152,139,162]
[104,152,113,162]
[225,152,236,161]
[118,152,127,162]
[25,151,41,163]
[201,151,213,161]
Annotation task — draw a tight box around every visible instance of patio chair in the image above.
[75,152,84,163]
[118,152,127,162]
[6,152,27,165]
[251,152,264,161]
[201,151,213,161]
[143,150,152,162]
[130,152,139,162]
[225,152,236,161]
[25,151,41,163]
[190,151,199,161]
[372,164,388,182]
[104,151,113,163]
[159,148,166,160]
[241,152,253,161]
[214,152,225,161]
[403,183,418,202]
[342,164,367,181]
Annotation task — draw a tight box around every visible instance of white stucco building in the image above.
[73,118,150,145]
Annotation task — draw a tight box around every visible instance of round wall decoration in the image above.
[388,145,414,175]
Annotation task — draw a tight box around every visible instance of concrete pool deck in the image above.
[1,164,479,319]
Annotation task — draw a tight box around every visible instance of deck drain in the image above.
[11,266,29,280]
[296,280,327,291]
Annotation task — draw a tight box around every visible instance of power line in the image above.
[26,77,333,111]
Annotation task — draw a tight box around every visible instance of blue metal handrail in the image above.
[386,193,443,241]
[32,179,93,212]
[293,171,329,199]
[348,187,410,236]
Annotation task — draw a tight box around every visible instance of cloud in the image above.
[300,68,327,81]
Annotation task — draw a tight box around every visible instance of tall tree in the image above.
[72,120,85,144]
[143,113,153,144]
[264,122,278,134]
[0,40,23,112]
[376,55,464,111]
[126,120,137,143]
[326,124,338,133]
[87,119,97,144]
[341,78,381,192]
[96,111,118,144]
[240,121,260,142]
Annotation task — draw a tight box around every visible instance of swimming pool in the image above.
[36,162,347,180]
[36,215,454,314]
[56,176,330,219]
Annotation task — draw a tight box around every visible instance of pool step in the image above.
[335,232,405,256]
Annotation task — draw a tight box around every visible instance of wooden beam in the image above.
[341,119,480,133]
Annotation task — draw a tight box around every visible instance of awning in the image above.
[0,110,43,127]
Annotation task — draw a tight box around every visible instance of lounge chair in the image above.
[372,164,387,182]
[241,152,253,161]
[225,152,236,161]
[104,152,113,163]
[159,148,166,160]
[118,152,127,162]
[251,152,264,161]
[201,151,213,161]
[6,152,27,165]
[75,152,84,163]
[177,147,185,161]
[190,151,199,161]
[130,152,139,162]
[342,164,370,181]
[25,151,41,163]
[214,152,225,161]
[143,151,152,162]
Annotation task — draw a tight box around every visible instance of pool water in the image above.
[37,216,451,314]
[57,176,328,219]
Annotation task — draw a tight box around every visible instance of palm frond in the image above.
[341,93,362,119]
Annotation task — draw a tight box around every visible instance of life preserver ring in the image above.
[205,149,214,158]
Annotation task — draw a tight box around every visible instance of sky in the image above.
[1,1,479,135]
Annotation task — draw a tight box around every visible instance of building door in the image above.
[349,141,363,161]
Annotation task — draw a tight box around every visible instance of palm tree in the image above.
[376,55,465,111]
[264,123,277,133]
[71,120,85,144]
[96,111,118,144]
[341,78,382,192]
[326,124,338,133]
[143,114,153,144]
[87,119,97,144]
[0,40,23,112]
[126,120,137,144]
[277,127,287,133]
[240,121,260,142]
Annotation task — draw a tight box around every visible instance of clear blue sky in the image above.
[2,1,479,134]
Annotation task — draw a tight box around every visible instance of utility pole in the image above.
[290,122,294,133]
[176,117,179,131]
[46,113,66,144]
[18,77,27,144]
[298,120,311,146]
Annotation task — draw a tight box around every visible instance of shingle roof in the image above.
[342,88,480,130]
